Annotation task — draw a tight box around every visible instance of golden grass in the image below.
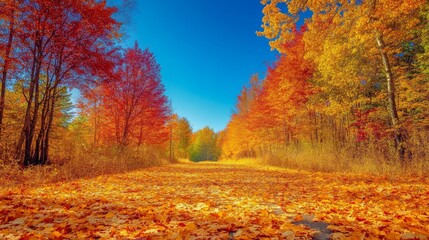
[0,151,169,189]
[0,163,58,188]
[176,158,192,163]
[2,142,427,190]
[220,144,429,177]
[219,158,262,166]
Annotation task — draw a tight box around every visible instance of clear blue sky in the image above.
[122,0,277,132]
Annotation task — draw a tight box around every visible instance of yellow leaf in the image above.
[185,222,196,232]
[168,233,181,240]
[51,231,62,238]
[106,211,115,218]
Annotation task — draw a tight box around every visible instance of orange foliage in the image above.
[222,26,315,157]
[250,25,314,142]
[81,43,169,148]
[256,0,429,162]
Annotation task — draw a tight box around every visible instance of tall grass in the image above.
[221,138,429,177]
[0,147,170,189]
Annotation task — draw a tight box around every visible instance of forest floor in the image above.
[0,162,428,239]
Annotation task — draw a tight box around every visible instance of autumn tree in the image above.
[172,116,193,159]
[189,127,220,162]
[83,42,169,150]
[250,26,314,148]
[78,85,105,149]
[0,84,26,162]
[222,74,262,158]
[258,0,427,160]
[7,0,119,165]
[419,6,429,76]
[0,0,20,147]
[221,27,315,159]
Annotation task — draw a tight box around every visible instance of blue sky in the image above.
[122,0,277,132]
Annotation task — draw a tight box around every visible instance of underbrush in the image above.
[59,150,168,179]
[0,150,169,189]
[219,158,263,166]
[221,142,429,177]
[0,163,59,188]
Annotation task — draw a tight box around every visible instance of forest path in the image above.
[1,162,428,239]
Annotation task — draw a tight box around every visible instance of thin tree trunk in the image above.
[122,111,132,147]
[25,64,41,166]
[15,31,46,164]
[93,105,100,148]
[168,100,173,162]
[0,11,15,143]
[15,58,37,162]
[375,33,406,161]
[137,115,144,147]
[41,88,57,165]
[33,88,51,165]
[169,122,173,162]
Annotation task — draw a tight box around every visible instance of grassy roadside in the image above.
[219,154,428,179]
[0,154,170,189]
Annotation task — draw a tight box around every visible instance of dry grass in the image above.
[2,138,427,189]
[58,151,167,179]
[0,150,169,189]
[221,143,429,178]
[176,158,192,163]
[0,163,57,188]
[219,158,263,166]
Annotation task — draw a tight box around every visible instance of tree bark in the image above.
[15,38,43,165]
[15,55,37,162]
[41,87,57,165]
[25,63,41,166]
[375,33,406,160]
[33,85,51,165]
[0,8,15,146]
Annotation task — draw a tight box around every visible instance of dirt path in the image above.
[1,163,428,239]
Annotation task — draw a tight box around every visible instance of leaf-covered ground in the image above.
[1,163,428,239]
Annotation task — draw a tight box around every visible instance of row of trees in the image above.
[169,114,193,160]
[169,117,220,162]
[0,0,174,167]
[221,0,429,166]
[189,127,220,162]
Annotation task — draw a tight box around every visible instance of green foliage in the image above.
[418,6,429,75]
[175,117,193,158]
[189,127,220,162]
[56,87,74,128]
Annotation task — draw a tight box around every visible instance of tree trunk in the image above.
[33,87,51,165]
[169,122,173,162]
[137,115,144,147]
[93,105,100,148]
[376,33,406,161]
[0,11,15,143]
[25,65,41,166]
[41,88,57,165]
[15,57,37,162]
